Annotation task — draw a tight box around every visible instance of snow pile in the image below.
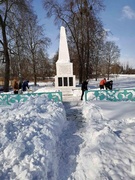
[0,95,66,180]
[0,74,135,180]
[71,101,135,180]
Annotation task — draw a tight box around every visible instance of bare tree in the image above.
[103,41,120,79]
[0,0,32,91]
[0,0,51,89]
[23,14,51,85]
[8,7,31,79]
[35,49,52,80]
[43,0,105,83]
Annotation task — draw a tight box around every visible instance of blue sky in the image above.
[100,0,135,68]
[33,0,135,68]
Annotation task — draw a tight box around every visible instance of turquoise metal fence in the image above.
[0,92,62,106]
[85,89,135,101]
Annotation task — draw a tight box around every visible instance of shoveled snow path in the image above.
[57,101,86,180]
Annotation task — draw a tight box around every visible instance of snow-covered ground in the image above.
[0,74,135,180]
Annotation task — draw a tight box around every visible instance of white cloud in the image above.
[122,6,135,19]
[104,28,111,32]
[107,36,120,42]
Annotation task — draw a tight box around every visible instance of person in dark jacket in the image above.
[19,80,23,90]
[81,79,88,100]
[22,80,29,91]
[105,80,113,90]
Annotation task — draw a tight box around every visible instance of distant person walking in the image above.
[81,79,88,100]
[22,80,29,92]
[99,78,106,89]
[12,79,19,94]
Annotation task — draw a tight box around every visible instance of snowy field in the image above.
[0,74,135,180]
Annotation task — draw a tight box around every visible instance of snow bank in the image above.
[71,101,135,180]
[0,95,67,180]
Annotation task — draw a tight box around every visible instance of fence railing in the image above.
[0,92,62,106]
[85,89,135,101]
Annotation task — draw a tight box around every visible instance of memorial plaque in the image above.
[69,77,73,86]
[64,77,68,86]
[58,77,62,86]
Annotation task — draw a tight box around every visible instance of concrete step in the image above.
[58,89,73,95]
[62,95,80,102]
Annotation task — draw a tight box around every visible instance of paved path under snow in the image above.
[57,101,85,180]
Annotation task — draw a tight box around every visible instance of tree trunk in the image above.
[0,15,10,92]
[4,52,10,92]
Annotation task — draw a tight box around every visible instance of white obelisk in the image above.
[57,26,70,63]
[55,26,76,89]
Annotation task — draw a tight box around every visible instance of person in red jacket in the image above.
[99,78,106,89]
